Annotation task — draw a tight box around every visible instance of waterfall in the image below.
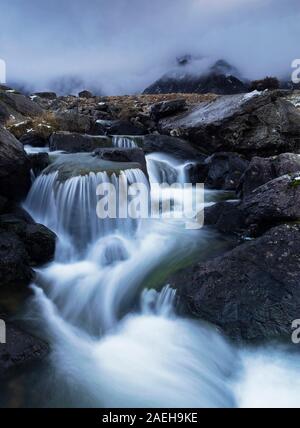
[25,168,149,258]
[146,152,192,185]
[18,149,252,408]
[112,136,138,149]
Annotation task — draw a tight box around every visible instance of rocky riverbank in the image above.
[1,83,300,376]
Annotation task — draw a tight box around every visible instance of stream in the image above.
[1,143,299,408]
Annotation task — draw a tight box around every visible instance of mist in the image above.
[1,0,300,95]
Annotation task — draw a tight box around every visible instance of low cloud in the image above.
[1,0,299,94]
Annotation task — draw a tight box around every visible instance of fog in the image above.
[1,0,299,94]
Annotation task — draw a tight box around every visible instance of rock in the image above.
[173,224,300,342]
[205,201,246,234]
[49,132,112,152]
[207,173,300,236]
[0,318,49,378]
[92,119,147,136]
[239,153,300,196]
[29,153,50,176]
[0,209,56,267]
[54,112,92,134]
[149,99,187,121]
[204,152,249,190]
[0,91,43,118]
[32,92,57,100]
[78,90,93,99]
[240,173,300,233]
[7,120,33,140]
[93,148,148,177]
[20,131,48,148]
[159,91,300,157]
[0,231,33,290]
[0,125,31,202]
[142,134,206,161]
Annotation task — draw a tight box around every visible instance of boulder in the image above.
[173,224,300,342]
[206,173,300,236]
[0,209,56,267]
[54,112,92,134]
[29,153,50,176]
[204,152,249,190]
[0,91,43,118]
[93,148,148,177]
[149,99,187,121]
[159,91,300,157]
[92,119,147,136]
[142,134,206,161]
[0,125,31,202]
[239,153,300,196]
[0,318,49,378]
[49,132,112,152]
[20,131,48,148]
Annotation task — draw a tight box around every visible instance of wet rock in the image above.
[0,318,49,378]
[142,134,206,161]
[150,99,187,121]
[239,153,300,196]
[20,131,48,148]
[204,152,249,190]
[0,125,31,202]
[159,91,300,157]
[92,119,147,136]
[0,209,56,267]
[206,173,300,236]
[174,224,300,342]
[49,131,112,152]
[28,153,50,176]
[93,148,148,177]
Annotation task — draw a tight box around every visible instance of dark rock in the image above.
[204,201,245,234]
[49,132,112,152]
[20,131,48,147]
[0,209,56,267]
[240,173,300,232]
[185,162,208,185]
[0,125,31,202]
[0,231,33,290]
[54,112,92,134]
[0,318,49,378]
[92,119,147,136]
[142,134,206,161]
[239,153,300,197]
[173,224,300,342]
[93,148,148,177]
[78,90,93,98]
[0,91,43,118]
[33,92,57,100]
[204,152,249,190]
[29,153,50,176]
[159,91,300,157]
[150,99,187,121]
[207,173,300,236]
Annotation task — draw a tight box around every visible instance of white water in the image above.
[20,151,300,408]
[112,136,138,149]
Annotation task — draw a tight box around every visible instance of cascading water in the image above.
[6,149,297,408]
[112,136,138,149]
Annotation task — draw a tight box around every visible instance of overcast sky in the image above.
[1,0,299,94]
